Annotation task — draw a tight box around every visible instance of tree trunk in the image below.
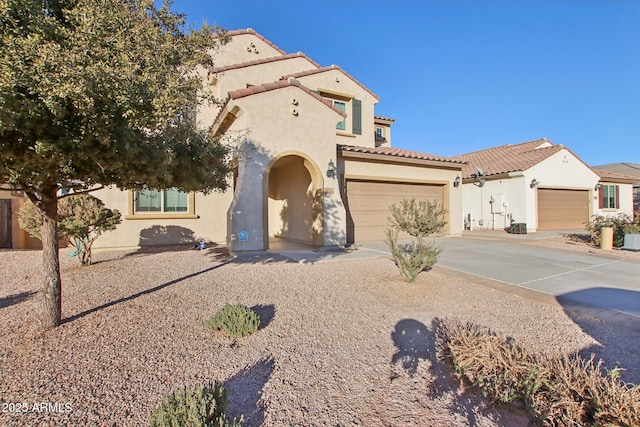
[41,185,61,329]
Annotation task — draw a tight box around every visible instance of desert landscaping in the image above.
[1,235,638,426]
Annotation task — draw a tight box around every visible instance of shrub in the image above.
[149,381,242,427]
[385,229,443,282]
[585,213,640,248]
[18,194,121,265]
[385,198,447,282]
[206,304,260,338]
[388,198,447,238]
[434,318,640,426]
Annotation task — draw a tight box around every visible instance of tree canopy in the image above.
[0,0,231,328]
[0,0,230,197]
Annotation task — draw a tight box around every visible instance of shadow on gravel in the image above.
[225,356,275,426]
[0,291,37,309]
[391,319,430,378]
[251,304,275,329]
[62,261,231,324]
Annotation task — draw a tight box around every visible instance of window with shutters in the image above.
[599,184,619,209]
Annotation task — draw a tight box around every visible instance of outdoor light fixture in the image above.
[595,183,602,191]
[326,159,337,179]
[530,178,539,188]
[453,175,461,188]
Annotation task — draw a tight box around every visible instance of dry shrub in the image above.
[434,318,640,426]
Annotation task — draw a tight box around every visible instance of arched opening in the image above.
[266,154,323,247]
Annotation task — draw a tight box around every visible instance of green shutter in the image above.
[352,99,362,135]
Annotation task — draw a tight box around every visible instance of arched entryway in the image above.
[266,153,323,248]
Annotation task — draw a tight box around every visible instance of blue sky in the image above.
[172,0,639,165]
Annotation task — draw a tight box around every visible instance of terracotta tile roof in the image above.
[218,77,346,118]
[451,138,569,179]
[281,65,380,101]
[214,52,319,73]
[592,162,640,179]
[226,28,286,55]
[339,145,466,165]
[374,115,395,123]
[592,168,639,184]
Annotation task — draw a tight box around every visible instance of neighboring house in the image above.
[0,187,41,249]
[452,139,635,233]
[592,163,640,212]
[91,29,464,252]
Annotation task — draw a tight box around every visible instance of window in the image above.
[332,100,346,130]
[375,127,384,138]
[599,184,619,209]
[135,188,188,213]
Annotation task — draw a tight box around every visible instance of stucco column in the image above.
[227,143,270,252]
[323,186,347,248]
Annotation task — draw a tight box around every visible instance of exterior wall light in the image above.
[326,159,337,179]
[530,178,539,188]
[595,183,602,191]
[453,175,461,188]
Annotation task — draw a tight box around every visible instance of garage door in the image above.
[537,188,589,230]
[346,180,444,243]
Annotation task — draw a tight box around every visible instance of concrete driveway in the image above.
[358,235,640,324]
[271,234,640,324]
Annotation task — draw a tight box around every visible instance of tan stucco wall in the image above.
[295,69,378,148]
[225,85,347,250]
[92,186,233,248]
[212,33,284,68]
[201,57,319,127]
[0,191,41,249]
[341,159,463,236]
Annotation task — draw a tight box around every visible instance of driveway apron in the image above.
[433,237,640,320]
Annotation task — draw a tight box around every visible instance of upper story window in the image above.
[135,188,188,213]
[332,100,346,130]
[599,184,619,209]
[375,127,384,138]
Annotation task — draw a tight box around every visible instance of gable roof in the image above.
[211,78,347,136]
[591,162,640,180]
[214,52,320,73]
[226,28,286,55]
[281,65,380,101]
[451,138,571,179]
[592,168,639,184]
[339,145,465,168]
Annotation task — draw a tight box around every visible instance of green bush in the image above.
[18,193,121,265]
[206,304,260,338]
[388,198,448,238]
[385,229,443,282]
[585,213,640,247]
[435,318,640,426]
[149,381,242,427]
[385,198,447,282]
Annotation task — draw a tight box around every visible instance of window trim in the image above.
[125,190,198,220]
[599,184,619,210]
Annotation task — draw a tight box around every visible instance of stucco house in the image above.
[84,29,464,252]
[453,139,635,233]
[592,163,640,212]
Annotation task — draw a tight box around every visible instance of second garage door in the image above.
[537,188,589,230]
[346,180,444,243]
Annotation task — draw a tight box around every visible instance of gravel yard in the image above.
[1,241,638,426]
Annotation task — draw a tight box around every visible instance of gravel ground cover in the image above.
[1,242,638,426]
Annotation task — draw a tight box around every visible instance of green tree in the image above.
[19,194,122,266]
[0,0,230,328]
